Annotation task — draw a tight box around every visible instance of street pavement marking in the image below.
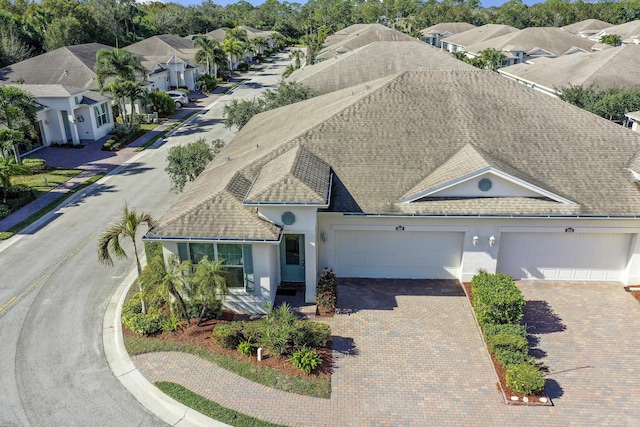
[0,233,94,318]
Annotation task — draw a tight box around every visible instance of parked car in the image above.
[166,90,189,108]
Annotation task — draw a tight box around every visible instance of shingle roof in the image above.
[288,40,473,94]
[126,35,199,69]
[443,24,518,49]
[562,19,612,35]
[421,22,476,37]
[150,70,640,241]
[499,44,640,91]
[324,24,375,45]
[0,43,112,90]
[8,84,86,97]
[317,24,415,60]
[466,27,596,56]
[593,19,640,43]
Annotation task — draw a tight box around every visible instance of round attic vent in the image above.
[281,211,296,225]
[478,178,492,192]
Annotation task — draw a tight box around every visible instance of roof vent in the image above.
[365,85,370,91]
[63,69,68,76]
[225,156,231,162]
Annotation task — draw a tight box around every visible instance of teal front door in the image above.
[280,234,305,282]
[61,110,72,142]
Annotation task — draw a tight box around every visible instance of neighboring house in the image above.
[0,43,112,91]
[126,35,205,90]
[562,18,612,38]
[8,84,112,146]
[441,24,518,53]
[287,40,473,95]
[316,24,415,61]
[590,19,640,45]
[498,44,640,96]
[146,69,640,314]
[323,24,375,46]
[625,111,640,132]
[202,25,279,63]
[464,27,597,66]
[420,22,476,47]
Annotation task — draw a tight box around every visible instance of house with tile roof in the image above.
[316,24,415,61]
[498,44,640,96]
[126,35,205,90]
[464,27,597,66]
[420,22,476,47]
[146,69,640,314]
[441,24,518,53]
[287,40,473,94]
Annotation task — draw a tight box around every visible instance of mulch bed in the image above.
[461,282,551,406]
[624,287,640,304]
[123,311,333,378]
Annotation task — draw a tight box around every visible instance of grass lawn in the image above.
[12,168,82,198]
[155,382,286,427]
[124,334,331,399]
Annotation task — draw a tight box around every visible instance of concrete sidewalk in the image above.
[0,87,228,233]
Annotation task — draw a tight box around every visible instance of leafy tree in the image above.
[600,34,622,46]
[97,205,154,312]
[43,15,92,51]
[139,254,192,321]
[0,26,34,67]
[0,86,37,162]
[191,256,231,325]
[165,138,223,192]
[0,154,30,203]
[224,81,317,130]
[558,85,597,109]
[144,89,176,116]
[559,86,640,123]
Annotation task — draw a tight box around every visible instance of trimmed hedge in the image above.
[316,268,337,315]
[506,363,546,395]
[483,323,526,339]
[471,271,524,326]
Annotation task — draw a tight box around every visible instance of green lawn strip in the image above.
[155,382,286,427]
[124,335,330,399]
[0,173,105,241]
[12,168,82,198]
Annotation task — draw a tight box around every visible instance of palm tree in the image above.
[251,37,269,56]
[122,80,146,127]
[0,86,37,162]
[191,256,231,325]
[289,49,305,69]
[97,205,154,312]
[94,48,146,91]
[139,254,192,321]
[0,154,30,203]
[193,35,225,77]
[222,37,244,71]
[226,26,248,43]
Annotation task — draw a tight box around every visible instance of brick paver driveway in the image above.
[135,280,640,426]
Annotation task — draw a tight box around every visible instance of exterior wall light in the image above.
[489,236,496,247]
[472,235,479,246]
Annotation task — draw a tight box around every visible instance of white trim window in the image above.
[177,242,254,292]
[94,103,110,127]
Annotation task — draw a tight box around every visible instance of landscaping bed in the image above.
[462,282,553,406]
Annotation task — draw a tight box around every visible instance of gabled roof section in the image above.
[592,19,640,42]
[399,143,574,204]
[317,24,415,60]
[466,27,596,57]
[421,22,476,37]
[245,145,331,204]
[562,19,612,35]
[0,43,112,91]
[288,40,473,94]
[8,84,86,97]
[443,24,518,49]
[499,44,640,92]
[126,35,198,69]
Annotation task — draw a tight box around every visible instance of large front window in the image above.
[177,242,253,291]
[94,103,110,127]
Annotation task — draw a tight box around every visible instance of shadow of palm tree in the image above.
[544,378,564,399]
[332,336,358,357]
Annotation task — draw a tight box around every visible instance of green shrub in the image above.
[289,346,322,374]
[161,314,185,333]
[123,309,165,335]
[471,272,524,326]
[237,61,249,72]
[260,323,291,356]
[292,321,331,348]
[212,322,245,349]
[237,340,254,356]
[495,348,535,367]
[102,139,117,151]
[144,89,176,115]
[22,158,46,172]
[183,298,223,321]
[122,292,143,318]
[0,204,10,219]
[197,74,217,93]
[316,268,337,314]
[506,363,546,395]
[486,333,528,354]
[483,323,527,338]
[242,320,266,344]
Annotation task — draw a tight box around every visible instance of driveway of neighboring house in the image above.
[135,279,640,426]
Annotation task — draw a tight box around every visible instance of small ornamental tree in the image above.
[599,34,621,46]
[316,268,337,316]
[165,138,223,192]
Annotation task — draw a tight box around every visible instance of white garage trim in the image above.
[334,230,464,279]
[497,232,633,281]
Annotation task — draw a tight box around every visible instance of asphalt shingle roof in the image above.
[150,70,640,241]
[443,24,518,49]
[421,22,476,37]
[317,24,415,61]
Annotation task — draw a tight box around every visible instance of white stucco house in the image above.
[145,70,640,314]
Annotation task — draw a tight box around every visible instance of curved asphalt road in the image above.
[0,53,290,426]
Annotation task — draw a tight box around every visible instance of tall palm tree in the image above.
[97,205,154,312]
[94,48,146,91]
[122,80,146,127]
[289,49,305,69]
[251,37,269,56]
[193,35,225,77]
[191,256,231,325]
[0,86,37,162]
[139,254,192,321]
[226,26,248,43]
[222,37,244,71]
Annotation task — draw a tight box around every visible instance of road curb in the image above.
[102,267,229,427]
